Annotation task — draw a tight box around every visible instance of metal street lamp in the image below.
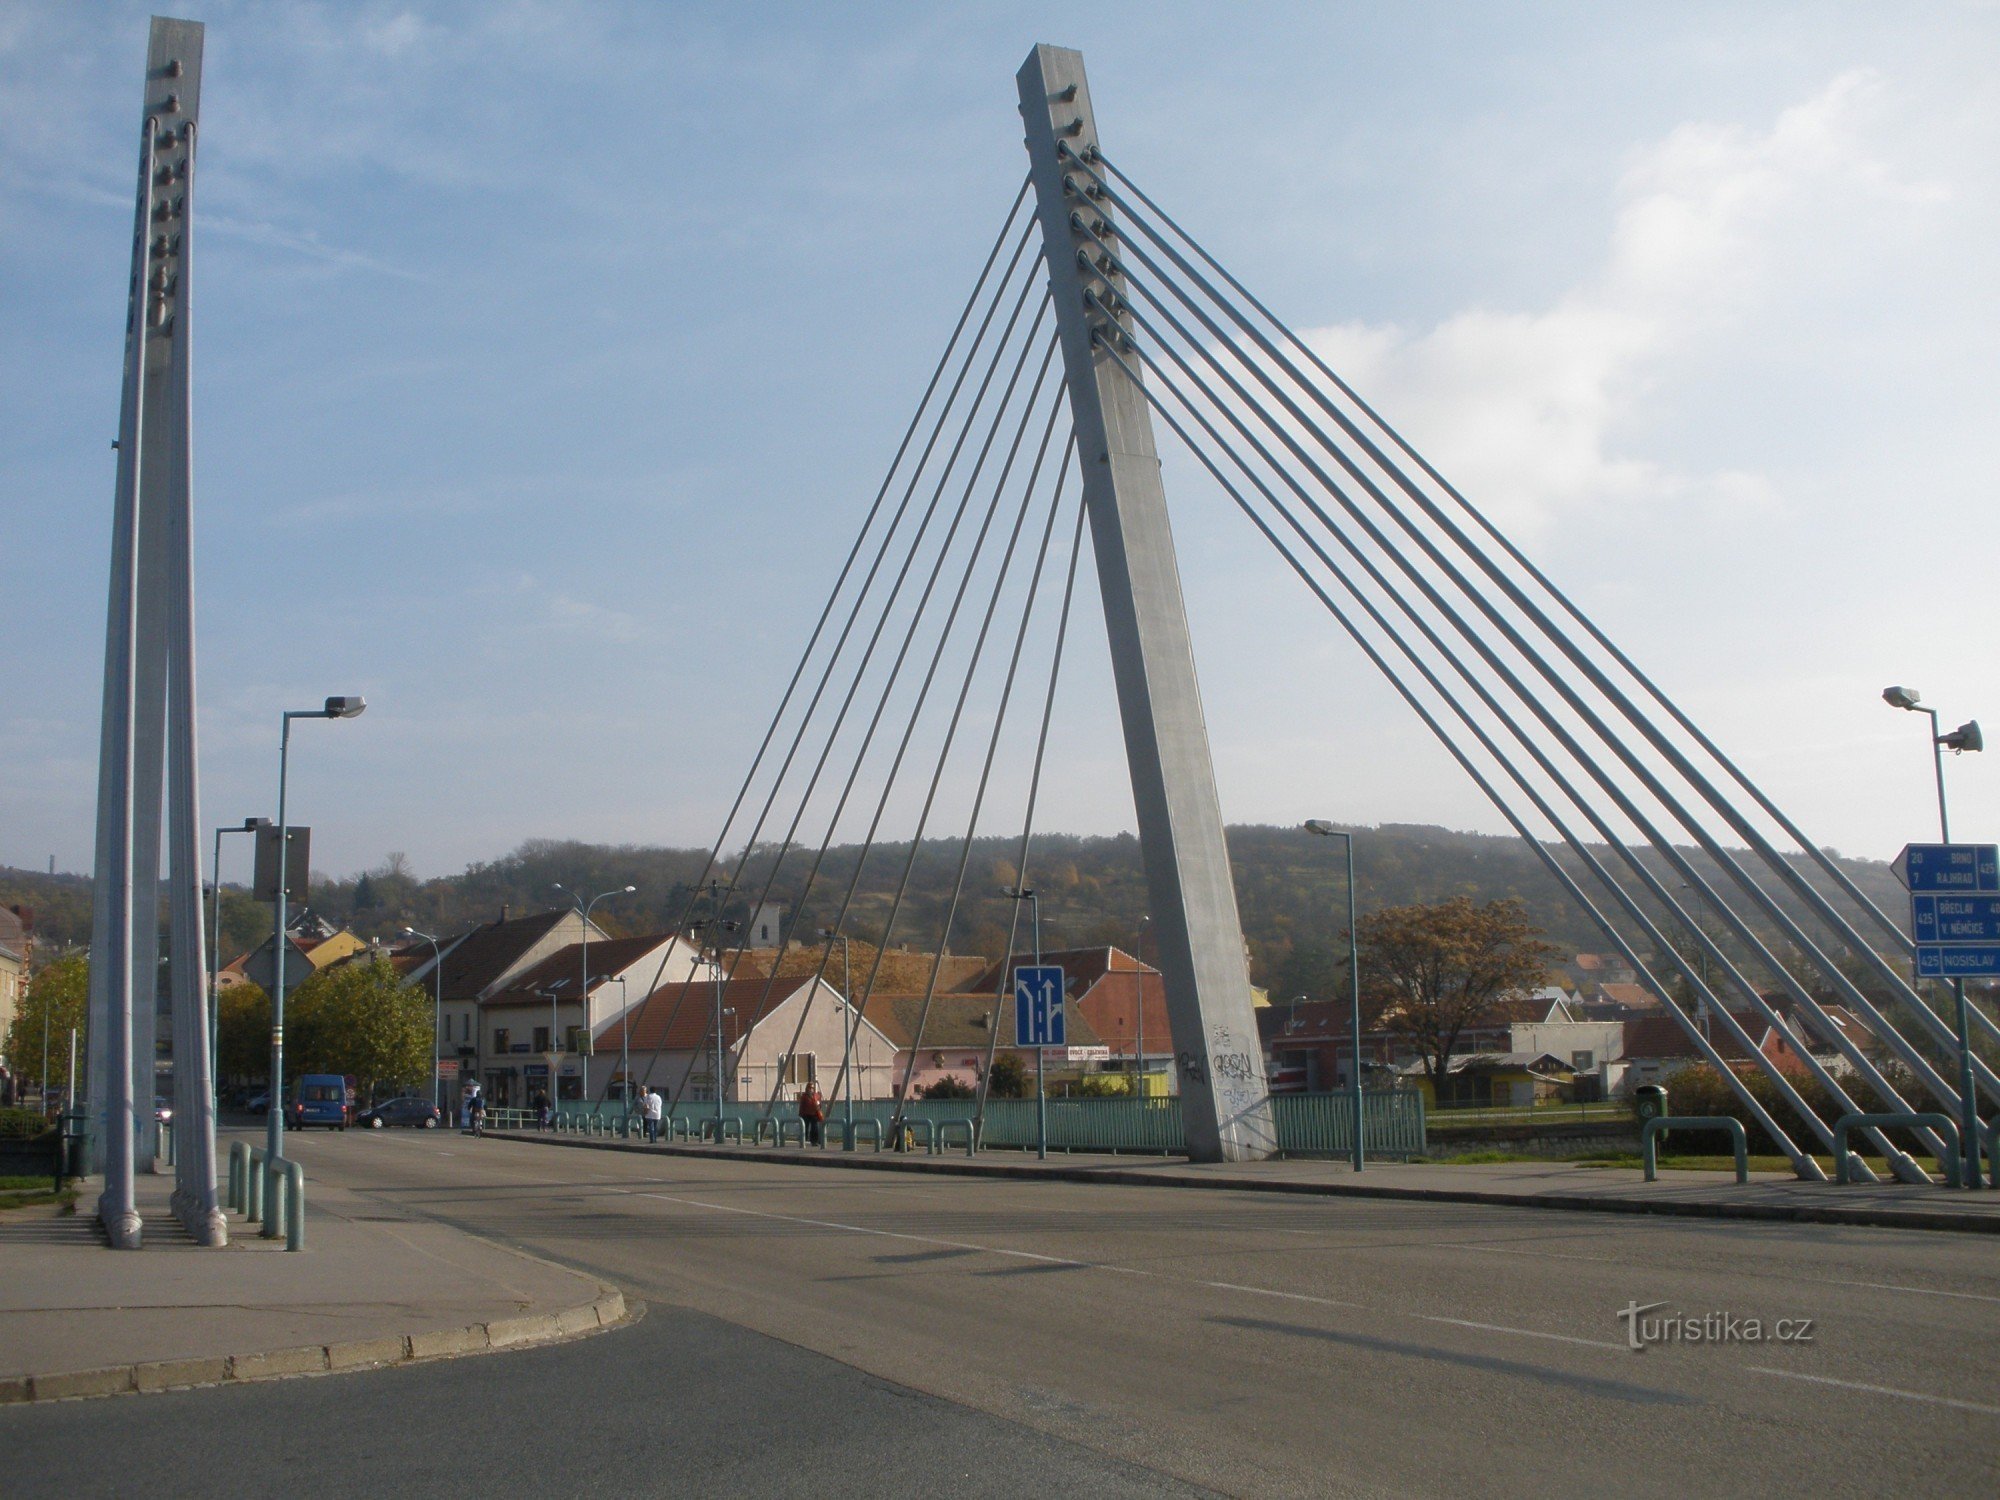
[820,926,854,1136]
[554,883,636,1113]
[209,817,269,1101]
[691,908,740,1125]
[266,695,365,1237]
[1883,685,1984,1190]
[1001,885,1047,1160]
[1304,820,1366,1172]
[401,927,444,1112]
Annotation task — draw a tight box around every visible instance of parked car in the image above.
[154,1095,173,1125]
[357,1097,442,1130]
[289,1074,350,1130]
[244,1091,270,1114]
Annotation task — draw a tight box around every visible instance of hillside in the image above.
[2,821,1910,1006]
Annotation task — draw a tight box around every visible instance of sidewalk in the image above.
[494,1130,2000,1235]
[0,1161,625,1404]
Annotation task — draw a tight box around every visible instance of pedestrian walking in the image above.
[642,1085,663,1144]
[799,1080,825,1147]
[535,1090,552,1132]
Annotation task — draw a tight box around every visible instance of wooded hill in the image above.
[2,821,1911,1008]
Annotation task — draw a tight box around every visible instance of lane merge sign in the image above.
[1013,964,1066,1048]
[1894,843,2000,979]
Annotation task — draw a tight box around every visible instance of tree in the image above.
[917,1075,974,1100]
[4,954,88,1099]
[1359,897,1556,1083]
[286,958,432,1101]
[217,983,271,1085]
[985,1053,1028,1099]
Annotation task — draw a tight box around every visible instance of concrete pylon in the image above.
[85,15,224,1248]
[1017,45,1276,1162]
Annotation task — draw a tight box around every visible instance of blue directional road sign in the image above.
[1911,894,2000,945]
[1916,946,2000,980]
[1892,843,2000,893]
[1013,964,1066,1048]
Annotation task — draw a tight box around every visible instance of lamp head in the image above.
[1001,885,1034,899]
[243,816,272,830]
[324,695,367,719]
[1303,819,1338,836]
[1883,686,1922,711]
[621,885,637,894]
[1940,719,1984,755]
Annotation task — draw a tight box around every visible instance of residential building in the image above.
[855,991,1112,1096]
[0,904,29,1044]
[1620,1012,1808,1088]
[613,974,898,1105]
[479,930,711,1103]
[961,946,1174,1087]
[236,911,369,992]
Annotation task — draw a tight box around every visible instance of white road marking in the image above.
[625,1188,1629,1354]
[1748,1367,2000,1415]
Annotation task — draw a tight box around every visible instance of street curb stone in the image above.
[1,1286,628,1404]
[489,1130,2000,1236]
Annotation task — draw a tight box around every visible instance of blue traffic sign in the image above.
[1915,945,2000,979]
[1912,894,2000,945]
[1013,964,1066,1047]
[1894,843,2000,893]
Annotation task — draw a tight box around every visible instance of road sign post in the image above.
[1015,965,1065,1161]
[1894,842,1996,1189]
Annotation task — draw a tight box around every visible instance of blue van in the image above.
[291,1075,350,1130]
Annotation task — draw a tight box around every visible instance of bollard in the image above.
[261,1158,284,1239]
[283,1159,305,1251]
[228,1140,249,1211]
[247,1146,266,1223]
[938,1119,977,1158]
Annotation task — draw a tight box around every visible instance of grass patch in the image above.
[0,1184,76,1212]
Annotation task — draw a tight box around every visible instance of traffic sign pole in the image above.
[1895,842,1993,1189]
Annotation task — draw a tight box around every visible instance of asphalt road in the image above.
[16,1130,2000,1497]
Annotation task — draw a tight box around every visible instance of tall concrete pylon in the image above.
[85,15,224,1248]
[1018,45,1277,1162]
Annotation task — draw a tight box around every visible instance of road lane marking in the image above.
[1747,1367,2000,1415]
[624,1188,1631,1355]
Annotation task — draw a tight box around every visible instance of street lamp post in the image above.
[1305,820,1366,1172]
[692,909,740,1125]
[1134,914,1150,1102]
[401,927,444,1111]
[820,927,854,1135]
[1883,686,1985,1190]
[209,817,270,1102]
[554,883,636,1113]
[1002,886,1046,1160]
[266,696,366,1236]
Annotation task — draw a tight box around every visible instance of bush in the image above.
[917,1075,975,1100]
[1642,1061,1932,1156]
[0,1108,52,1141]
[986,1055,1028,1099]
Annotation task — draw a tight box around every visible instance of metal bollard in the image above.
[261,1158,284,1239]
[283,1159,305,1251]
[247,1146,266,1222]
[228,1140,249,1211]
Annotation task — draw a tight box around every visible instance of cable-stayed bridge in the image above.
[605,46,1991,1181]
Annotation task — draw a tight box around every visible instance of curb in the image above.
[0,1290,628,1407]
[486,1130,2000,1237]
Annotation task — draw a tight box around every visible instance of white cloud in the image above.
[1295,70,1946,535]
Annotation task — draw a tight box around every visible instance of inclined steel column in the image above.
[1017,44,1275,1161]
[85,16,215,1247]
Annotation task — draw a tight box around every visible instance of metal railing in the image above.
[502,1091,1427,1158]
[1642,1116,1748,1183]
[1833,1111,1963,1189]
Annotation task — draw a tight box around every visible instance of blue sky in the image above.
[4,1,1997,882]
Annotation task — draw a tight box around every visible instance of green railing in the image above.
[518,1091,1425,1158]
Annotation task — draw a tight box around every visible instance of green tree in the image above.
[1359,897,1556,1083]
[917,1075,974,1100]
[985,1053,1028,1099]
[286,958,431,1101]
[216,982,271,1085]
[4,953,88,1099]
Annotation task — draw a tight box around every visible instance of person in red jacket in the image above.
[798,1081,825,1146]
